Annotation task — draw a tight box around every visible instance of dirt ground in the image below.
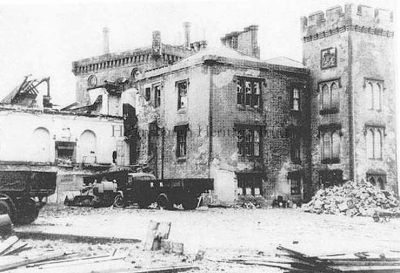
[12,205,400,272]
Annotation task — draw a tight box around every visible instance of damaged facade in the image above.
[0,76,130,203]
[0,4,392,205]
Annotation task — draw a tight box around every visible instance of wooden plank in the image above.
[91,264,199,273]
[0,251,67,272]
[3,241,28,256]
[0,236,19,256]
[277,246,341,273]
[333,264,400,272]
[35,255,125,269]
[26,254,110,267]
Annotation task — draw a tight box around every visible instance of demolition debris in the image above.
[302,180,400,217]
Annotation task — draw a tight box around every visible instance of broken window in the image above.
[175,125,188,158]
[367,173,386,190]
[319,169,343,188]
[291,88,300,111]
[177,80,188,110]
[235,77,262,109]
[55,141,76,164]
[290,177,301,195]
[237,80,245,106]
[154,84,161,108]
[148,122,158,156]
[321,131,341,163]
[145,87,151,101]
[236,173,263,196]
[236,126,262,158]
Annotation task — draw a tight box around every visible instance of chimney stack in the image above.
[103,27,110,54]
[183,22,191,48]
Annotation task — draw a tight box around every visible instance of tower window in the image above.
[321,131,340,163]
[365,79,383,111]
[319,79,340,114]
[366,127,383,159]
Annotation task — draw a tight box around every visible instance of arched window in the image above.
[322,133,331,159]
[374,130,382,159]
[331,82,339,108]
[32,127,51,162]
[366,129,374,159]
[321,84,330,109]
[332,132,340,158]
[367,82,374,109]
[374,83,382,111]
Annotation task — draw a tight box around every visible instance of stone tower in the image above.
[301,4,397,193]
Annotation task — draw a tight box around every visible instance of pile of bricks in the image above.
[302,180,399,216]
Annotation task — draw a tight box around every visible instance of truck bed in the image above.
[0,170,57,197]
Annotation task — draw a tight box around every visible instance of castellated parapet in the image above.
[301,4,394,42]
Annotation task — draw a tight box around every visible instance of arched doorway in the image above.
[79,130,97,163]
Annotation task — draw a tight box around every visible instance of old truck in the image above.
[0,170,57,225]
[65,171,213,210]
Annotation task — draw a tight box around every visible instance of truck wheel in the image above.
[15,199,38,225]
[113,195,125,208]
[0,201,12,219]
[0,195,17,223]
[156,194,172,210]
[182,195,198,210]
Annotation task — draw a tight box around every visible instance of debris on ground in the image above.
[302,180,400,217]
[218,245,400,273]
[0,230,198,273]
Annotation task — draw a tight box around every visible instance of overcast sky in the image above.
[0,0,397,106]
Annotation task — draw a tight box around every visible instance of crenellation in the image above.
[326,5,343,23]
[302,4,394,42]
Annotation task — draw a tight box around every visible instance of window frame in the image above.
[235,125,263,159]
[318,79,341,115]
[235,76,263,110]
[364,78,384,112]
[176,79,189,110]
[175,125,188,158]
[153,83,161,108]
[321,130,341,164]
[365,126,384,160]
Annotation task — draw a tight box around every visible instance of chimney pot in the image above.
[103,27,110,54]
[183,22,191,48]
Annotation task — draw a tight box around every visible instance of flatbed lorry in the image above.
[65,171,213,210]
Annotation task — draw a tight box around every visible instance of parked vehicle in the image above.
[0,170,57,225]
[65,171,214,210]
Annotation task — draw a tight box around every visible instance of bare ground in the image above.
[11,204,400,272]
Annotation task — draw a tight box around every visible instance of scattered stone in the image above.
[302,180,400,217]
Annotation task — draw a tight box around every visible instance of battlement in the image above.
[301,4,394,41]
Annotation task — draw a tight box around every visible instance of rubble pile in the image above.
[302,180,400,216]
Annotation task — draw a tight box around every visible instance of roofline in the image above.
[72,43,192,66]
[144,54,309,78]
[0,104,123,120]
